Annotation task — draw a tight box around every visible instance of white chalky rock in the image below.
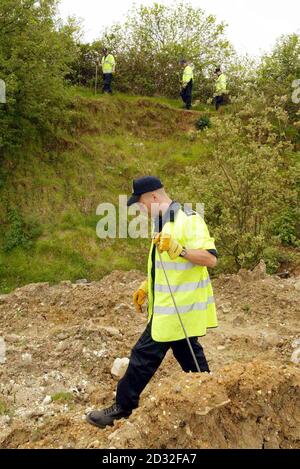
[290,348,300,365]
[111,357,129,378]
[291,339,300,349]
[217,345,226,351]
[21,353,32,364]
[0,337,6,364]
[0,415,11,425]
[42,395,52,405]
[93,349,107,358]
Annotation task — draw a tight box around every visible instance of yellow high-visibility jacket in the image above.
[101,54,115,74]
[182,65,194,87]
[147,203,218,342]
[215,73,227,95]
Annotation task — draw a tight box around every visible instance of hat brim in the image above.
[127,194,140,207]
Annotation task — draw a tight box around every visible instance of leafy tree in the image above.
[66,41,104,88]
[257,33,300,120]
[187,92,299,270]
[0,0,79,158]
[96,2,235,98]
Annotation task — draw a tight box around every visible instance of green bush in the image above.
[257,33,300,121]
[188,93,299,270]
[0,0,79,155]
[195,115,211,131]
[262,246,295,274]
[72,2,235,100]
[271,209,300,247]
[3,209,42,252]
[51,392,74,403]
[0,399,9,416]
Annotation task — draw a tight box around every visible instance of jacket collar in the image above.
[154,201,181,233]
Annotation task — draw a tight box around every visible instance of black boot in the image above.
[86,403,132,429]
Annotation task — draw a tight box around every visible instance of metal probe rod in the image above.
[157,249,201,373]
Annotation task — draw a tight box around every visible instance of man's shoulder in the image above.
[177,208,208,242]
[182,207,197,217]
[181,206,203,218]
[177,207,204,227]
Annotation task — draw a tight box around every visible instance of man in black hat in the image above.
[86,176,218,429]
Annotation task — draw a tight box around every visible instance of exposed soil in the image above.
[72,97,200,138]
[0,264,299,448]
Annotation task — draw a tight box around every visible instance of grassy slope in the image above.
[0,89,217,293]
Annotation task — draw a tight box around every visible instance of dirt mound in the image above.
[72,96,198,138]
[0,269,299,448]
[107,360,300,449]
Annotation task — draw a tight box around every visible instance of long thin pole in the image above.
[95,62,98,95]
[157,249,201,372]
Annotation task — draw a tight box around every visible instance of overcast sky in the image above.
[58,0,300,57]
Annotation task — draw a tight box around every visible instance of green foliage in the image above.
[262,246,296,275]
[188,93,299,270]
[0,87,299,292]
[257,33,300,121]
[3,209,42,252]
[195,115,211,131]
[0,399,9,416]
[80,2,235,99]
[0,91,199,292]
[66,41,103,89]
[51,392,74,403]
[0,3,299,294]
[271,209,300,247]
[0,0,79,155]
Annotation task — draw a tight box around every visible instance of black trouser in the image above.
[215,94,225,110]
[180,79,193,109]
[103,73,113,93]
[116,322,210,411]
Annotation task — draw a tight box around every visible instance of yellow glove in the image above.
[153,233,183,260]
[133,279,148,313]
